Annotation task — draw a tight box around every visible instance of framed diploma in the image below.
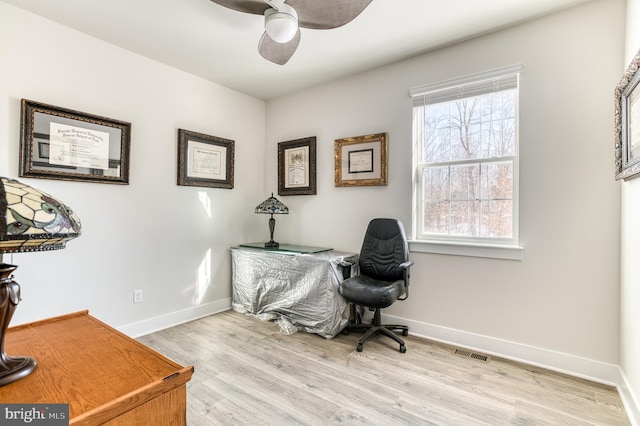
[20,99,131,184]
[334,132,388,187]
[278,136,316,196]
[177,129,234,189]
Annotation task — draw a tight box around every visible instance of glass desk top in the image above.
[237,242,333,254]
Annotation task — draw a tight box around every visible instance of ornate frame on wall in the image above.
[615,49,640,180]
[20,99,131,184]
[278,136,316,196]
[334,132,388,187]
[177,129,234,189]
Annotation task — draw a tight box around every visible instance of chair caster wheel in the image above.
[402,329,409,337]
[356,343,363,352]
[399,345,406,353]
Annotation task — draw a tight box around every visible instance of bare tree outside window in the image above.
[415,88,517,242]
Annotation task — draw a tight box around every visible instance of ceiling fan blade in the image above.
[209,0,271,15]
[288,0,372,30]
[258,29,301,65]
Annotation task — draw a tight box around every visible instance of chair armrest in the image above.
[399,260,414,270]
[398,260,413,301]
[338,259,356,280]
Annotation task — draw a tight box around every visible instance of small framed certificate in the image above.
[177,129,234,189]
[334,133,388,187]
[278,136,316,196]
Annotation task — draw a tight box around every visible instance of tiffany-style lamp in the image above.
[0,177,81,386]
[254,193,288,248]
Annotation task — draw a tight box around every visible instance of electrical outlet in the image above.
[133,289,143,304]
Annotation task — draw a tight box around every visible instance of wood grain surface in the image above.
[3,311,193,425]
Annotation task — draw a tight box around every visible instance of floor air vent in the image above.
[453,348,490,362]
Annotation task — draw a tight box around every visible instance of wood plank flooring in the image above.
[137,310,629,425]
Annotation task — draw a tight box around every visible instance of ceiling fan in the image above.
[209,0,372,65]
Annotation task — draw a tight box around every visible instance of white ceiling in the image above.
[2,0,591,100]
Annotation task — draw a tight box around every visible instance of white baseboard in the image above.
[619,371,640,426]
[117,298,231,338]
[382,312,620,386]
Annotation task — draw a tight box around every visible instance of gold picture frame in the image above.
[334,132,388,187]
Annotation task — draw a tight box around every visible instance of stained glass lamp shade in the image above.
[0,177,81,386]
[255,193,288,248]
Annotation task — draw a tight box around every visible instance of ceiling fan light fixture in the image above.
[264,5,298,43]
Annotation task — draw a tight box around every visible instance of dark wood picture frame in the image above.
[278,136,316,196]
[20,99,131,184]
[334,132,388,187]
[177,129,234,189]
[615,49,640,180]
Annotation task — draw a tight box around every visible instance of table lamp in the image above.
[0,177,81,386]
[255,193,288,248]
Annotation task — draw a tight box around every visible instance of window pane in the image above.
[450,98,482,161]
[450,164,479,200]
[482,90,515,121]
[423,167,449,200]
[451,97,481,126]
[489,119,516,157]
[451,123,482,160]
[424,128,450,162]
[451,201,479,236]
[480,162,513,200]
[480,123,492,157]
[425,103,450,128]
[481,200,513,238]
[423,201,449,234]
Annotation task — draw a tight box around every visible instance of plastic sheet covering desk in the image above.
[231,245,357,338]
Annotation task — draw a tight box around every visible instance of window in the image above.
[411,65,521,249]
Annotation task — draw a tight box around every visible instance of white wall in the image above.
[267,0,624,381]
[0,2,267,331]
[620,0,640,422]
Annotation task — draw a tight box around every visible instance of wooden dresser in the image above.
[0,311,193,425]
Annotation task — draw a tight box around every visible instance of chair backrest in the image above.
[358,218,409,281]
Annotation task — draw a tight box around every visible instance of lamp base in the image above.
[265,215,279,248]
[0,263,37,387]
[0,355,36,387]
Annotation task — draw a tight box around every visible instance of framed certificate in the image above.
[278,136,316,196]
[334,133,388,187]
[20,99,131,184]
[177,129,234,189]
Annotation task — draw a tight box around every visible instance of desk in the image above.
[231,246,357,338]
[2,311,193,425]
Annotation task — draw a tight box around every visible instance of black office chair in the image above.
[339,218,413,353]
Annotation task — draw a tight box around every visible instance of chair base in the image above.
[344,306,408,353]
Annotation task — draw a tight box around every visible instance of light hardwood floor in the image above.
[138,310,629,425]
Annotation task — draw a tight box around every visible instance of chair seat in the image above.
[339,275,404,309]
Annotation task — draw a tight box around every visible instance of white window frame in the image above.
[410,65,523,260]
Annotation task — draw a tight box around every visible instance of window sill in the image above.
[409,240,524,261]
